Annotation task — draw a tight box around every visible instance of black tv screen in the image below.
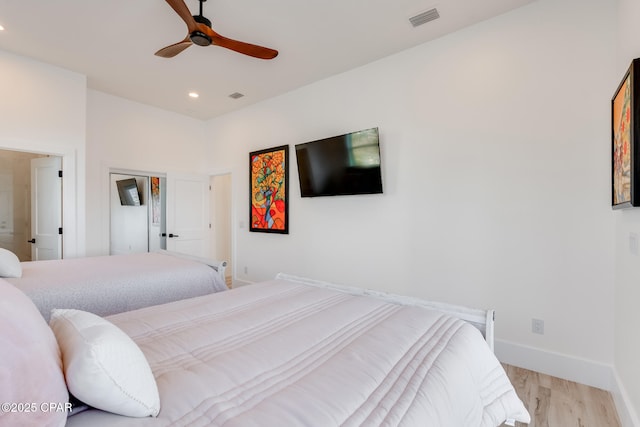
[116,178,141,206]
[295,127,383,197]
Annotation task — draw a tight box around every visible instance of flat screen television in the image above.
[295,127,383,197]
[116,178,141,206]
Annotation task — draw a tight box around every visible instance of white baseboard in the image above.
[494,339,613,391]
[612,368,640,427]
[495,339,640,427]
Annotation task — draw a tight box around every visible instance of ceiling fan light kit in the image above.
[156,0,278,59]
[191,14,212,46]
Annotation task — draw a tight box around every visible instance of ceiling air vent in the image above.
[229,92,244,99]
[409,8,440,27]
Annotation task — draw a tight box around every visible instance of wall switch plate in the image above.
[532,318,544,335]
[630,233,638,255]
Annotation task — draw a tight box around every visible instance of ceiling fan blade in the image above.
[164,0,198,32]
[205,28,278,60]
[155,37,193,58]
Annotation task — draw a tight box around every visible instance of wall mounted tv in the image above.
[116,178,142,206]
[295,127,383,197]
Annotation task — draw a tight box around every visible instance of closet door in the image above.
[165,172,209,258]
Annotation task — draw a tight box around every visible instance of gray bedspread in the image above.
[6,251,228,321]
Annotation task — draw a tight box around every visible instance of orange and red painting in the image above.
[250,145,289,233]
[613,74,632,206]
[151,176,161,225]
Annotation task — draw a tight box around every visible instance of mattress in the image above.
[66,277,530,426]
[6,251,228,321]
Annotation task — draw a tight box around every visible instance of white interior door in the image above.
[166,172,209,258]
[30,157,62,260]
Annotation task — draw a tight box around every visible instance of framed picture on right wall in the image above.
[249,145,289,234]
[612,58,640,209]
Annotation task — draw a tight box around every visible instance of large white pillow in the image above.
[0,248,21,278]
[49,309,160,418]
[0,279,68,427]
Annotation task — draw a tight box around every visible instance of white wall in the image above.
[0,50,86,258]
[206,0,617,389]
[86,91,209,255]
[614,0,640,424]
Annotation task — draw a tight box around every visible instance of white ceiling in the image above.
[0,0,535,120]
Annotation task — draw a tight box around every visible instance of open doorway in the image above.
[0,149,62,261]
[210,173,232,287]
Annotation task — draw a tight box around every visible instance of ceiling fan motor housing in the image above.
[191,15,212,46]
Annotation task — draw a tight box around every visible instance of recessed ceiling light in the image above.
[229,92,244,99]
[188,92,199,98]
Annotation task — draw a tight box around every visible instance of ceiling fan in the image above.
[155,0,278,60]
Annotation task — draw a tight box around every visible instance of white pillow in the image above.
[49,309,160,418]
[0,248,21,278]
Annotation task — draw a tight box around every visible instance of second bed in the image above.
[5,250,228,321]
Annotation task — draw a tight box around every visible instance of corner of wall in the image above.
[613,368,640,427]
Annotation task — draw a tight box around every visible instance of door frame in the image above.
[209,172,233,285]
[0,142,78,258]
[208,169,235,285]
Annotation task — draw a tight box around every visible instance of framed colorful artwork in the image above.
[150,176,161,225]
[612,58,640,209]
[250,145,289,233]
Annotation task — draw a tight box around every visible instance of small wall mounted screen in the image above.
[295,127,383,197]
[116,178,141,206]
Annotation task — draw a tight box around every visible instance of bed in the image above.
[0,273,530,427]
[1,249,228,321]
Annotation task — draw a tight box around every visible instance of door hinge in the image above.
[59,227,63,235]
[58,170,63,178]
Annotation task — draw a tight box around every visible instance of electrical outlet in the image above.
[532,318,544,335]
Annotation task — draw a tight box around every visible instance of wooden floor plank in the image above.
[500,364,621,427]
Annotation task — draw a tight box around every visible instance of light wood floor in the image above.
[501,364,621,427]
